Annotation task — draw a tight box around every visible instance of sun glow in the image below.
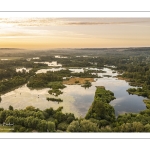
[0,18,150,49]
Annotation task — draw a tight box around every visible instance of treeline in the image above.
[27,69,98,89]
[0,59,34,69]
[0,68,35,81]
[0,106,76,132]
[118,63,150,98]
[0,74,32,95]
[0,68,35,94]
[27,72,62,88]
[0,69,16,81]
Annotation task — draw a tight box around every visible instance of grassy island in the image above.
[63,77,94,85]
[127,88,148,97]
[46,97,63,102]
[81,80,92,88]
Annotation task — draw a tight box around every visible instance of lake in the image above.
[0,67,146,117]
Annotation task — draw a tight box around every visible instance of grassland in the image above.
[0,125,14,132]
[63,77,94,85]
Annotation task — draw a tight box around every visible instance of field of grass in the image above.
[0,125,14,132]
[63,77,94,85]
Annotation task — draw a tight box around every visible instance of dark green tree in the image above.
[9,105,14,111]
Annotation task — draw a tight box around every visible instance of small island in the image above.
[46,97,63,102]
[63,77,94,85]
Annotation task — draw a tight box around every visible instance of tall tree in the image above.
[9,105,14,111]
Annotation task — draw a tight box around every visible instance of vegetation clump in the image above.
[46,97,63,102]
[127,88,148,97]
[81,80,92,88]
[0,106,75,132]
[103,75,112,77]
[27,73,62,88]
[47,82,65,96]
[48,89,63,96]
[48,82,66,89]
[143,99,150,109]
[85,86,116,123]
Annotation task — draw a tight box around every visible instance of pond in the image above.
[62,69,146,117]
[0,68,146,118]
[34,61,62,67]
[0,84,80,117]
[36,68,85,74]
[69,68,84,73]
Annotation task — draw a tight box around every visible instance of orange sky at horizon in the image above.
[0,18,150,49]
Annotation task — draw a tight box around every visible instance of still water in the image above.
[0,68,146,117]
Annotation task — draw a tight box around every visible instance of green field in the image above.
[0,125,14,132]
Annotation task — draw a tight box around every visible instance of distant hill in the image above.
[0,47,150,52]
[75,47,150,51]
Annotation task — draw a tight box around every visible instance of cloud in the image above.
[0,18,63,27]
[65,20,150,26]
[0,32,32,37]
[0,18,150,27]
[0,27,87,39]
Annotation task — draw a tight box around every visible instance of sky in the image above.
[0,18,150,49]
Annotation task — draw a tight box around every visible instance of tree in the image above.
[5,116,16,124]
[67,120,80,132]
[37,120,47,132]
[44,107,54,116]
[57,122,68,131]
[26,106,36,111]
[67,119,99,132]
[0,96,2,103]
[119,122,144,132]
[53,111,66,123]
[144,124,150,132]
[0,111,6,123]
[0,108,4,111]
[85,101,115,122]
[35,111,45,120]
[100,126,112,132]
[9,105,14,111]
[47,121,55,132]
[79,120,99,132]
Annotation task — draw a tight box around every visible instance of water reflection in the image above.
[0,84,79,117]
[64,68,146,117]
[69,68,84,73]
[0,68,146,118]
[36,68,65,74]
[16,67,32,73]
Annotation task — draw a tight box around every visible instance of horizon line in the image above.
[0,46,150,50]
